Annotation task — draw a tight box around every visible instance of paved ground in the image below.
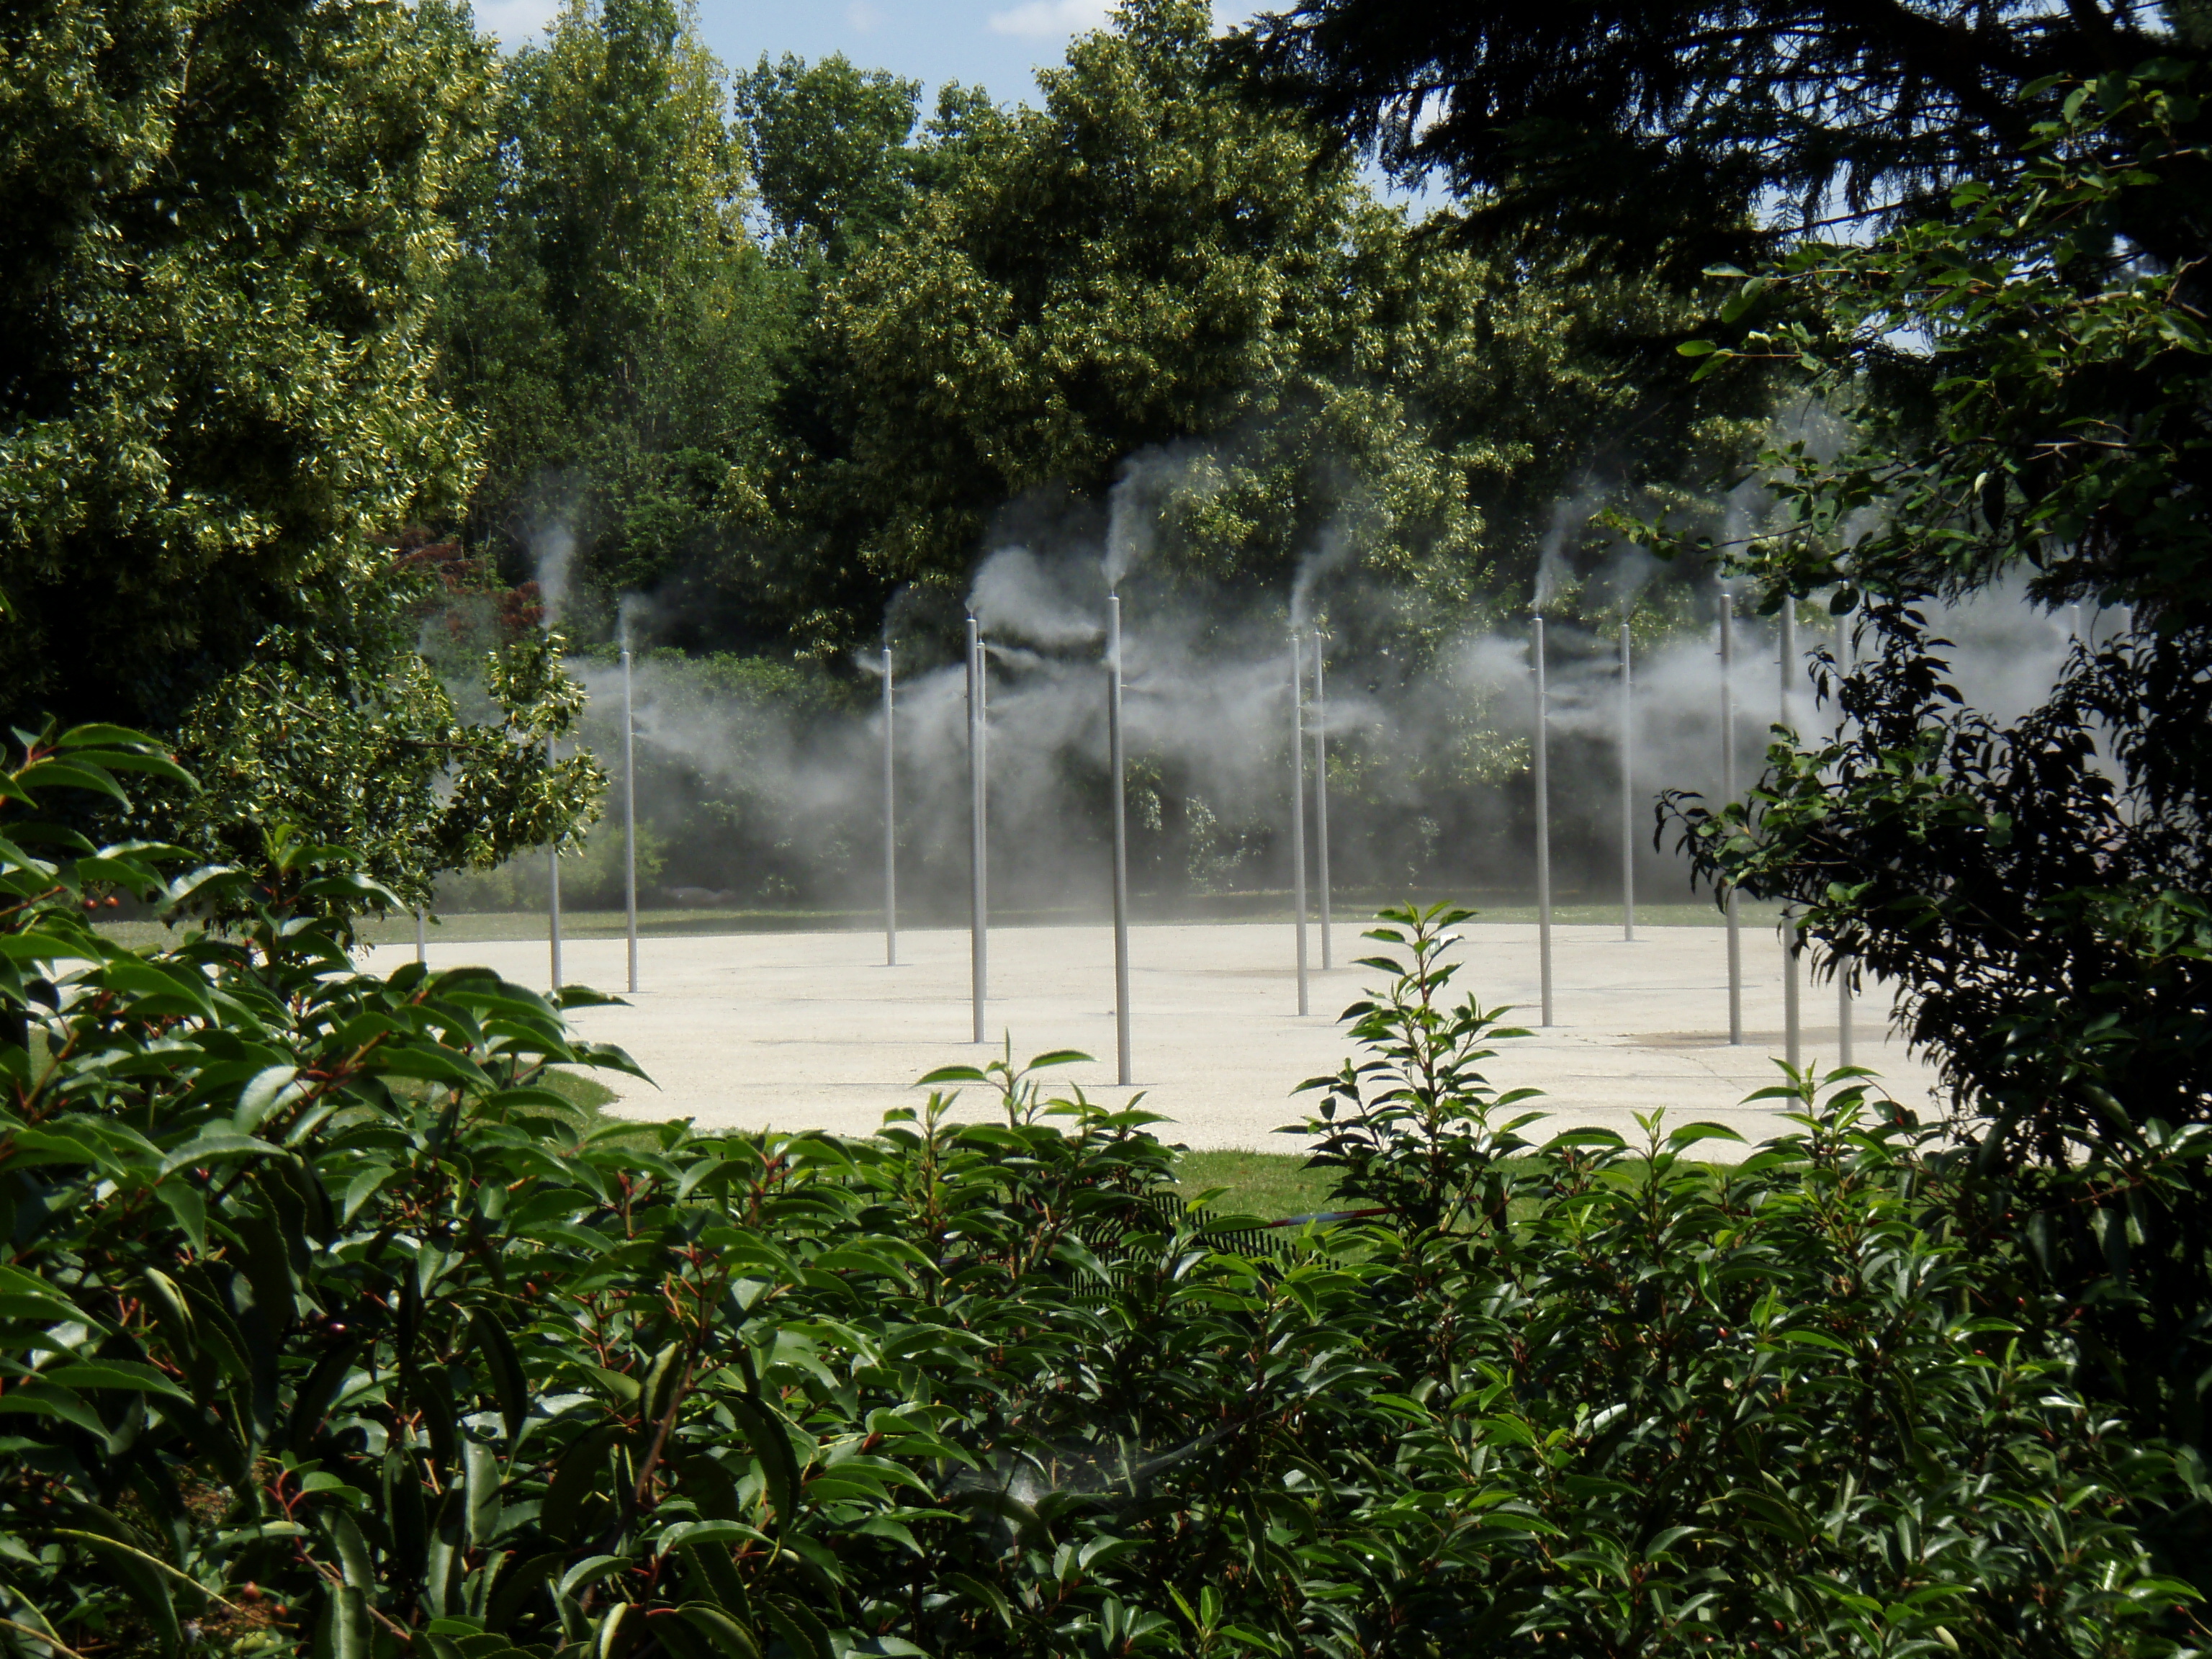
[364,919,1943,1155]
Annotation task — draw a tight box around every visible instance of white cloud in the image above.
[475,0,561,47]
[848,0,884,30]
[986,0,1112,39]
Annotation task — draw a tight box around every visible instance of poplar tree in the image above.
[436,0,786,643]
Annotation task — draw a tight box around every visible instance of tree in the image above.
[1237,0,2208,271]
[160,556,606,922]
[0,0,598,922]
[436,0,788,642]
[0,0,492,733]
[734,53,928,266]
[819,0,1373,612]
[804,0,1758,655]
[721,60,995,650]
[1658,71,2212,1485]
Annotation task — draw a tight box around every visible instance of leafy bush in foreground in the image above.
[0,740,2198,1657]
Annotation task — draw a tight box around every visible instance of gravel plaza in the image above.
[367,917,1943,1154]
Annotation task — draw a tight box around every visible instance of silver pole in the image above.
[1720,595,1741,1045]
[1290,631,1309,1017]
[1836,617,1853,1068]
[1313,641,1333,971]
[621,637,637,995]
[415,907,427,966]
[883,637,896,968]
[1781,606,1801,1070]
[1107,596,1132,1083]
[968,618,987,1043]
[1620,618,1635,943]
[1533,616,1553,1027]
[1781,606,1799,730]
[547,735,564,997]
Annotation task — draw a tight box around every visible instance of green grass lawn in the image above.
[550,1074,1345,1221]
[1171,1148,1349,1220]
[482,1075,1744,1232]
[539,1068,621,1113]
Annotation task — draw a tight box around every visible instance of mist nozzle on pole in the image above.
[621,633,638,994]
[1290,629,1310,1017]
[1532,615,1553,1027]
[1781,606,1802,1070]
[1107,595,1132,1082]
[1620,616,1635,943]
[1313,638,1333,971]
[1720,593,1741,1046]
[882,634,896,969]
[1836,614,1854,1067]
[967,616,988,1044]
[547,733,564,997]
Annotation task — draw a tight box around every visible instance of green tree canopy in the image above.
[734,53,928,265]
[798,0,1755,651]
[0,0,602,922]
[1643,67,2212,1487]
[421,0,1757,669]
[0,0,492,732]
[436,0,788,642]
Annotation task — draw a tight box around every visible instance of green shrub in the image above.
[0,747,2196,1658]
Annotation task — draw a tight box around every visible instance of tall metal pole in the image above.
[1720,595,1742,1045]
[1836,616,1853,1068]
[1620,618,1635,943]
[1290,631,1310,1017]
[882,636,897,969]
[968,618,987,1043]
[547,734,564,997]
[1781,607,1802,1070]
[621,635,638,995]
[1533,616,1553,1027]
[1313,640,1334,971]
[1107,595,1132,1083]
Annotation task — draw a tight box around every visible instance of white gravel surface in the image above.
[365,919,1943,1154]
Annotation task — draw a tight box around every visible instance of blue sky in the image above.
[472,0,1269,105]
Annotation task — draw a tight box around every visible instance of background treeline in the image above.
[437,0,1753,658]
[425,0,1763,916]
[0,0,1761,920]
